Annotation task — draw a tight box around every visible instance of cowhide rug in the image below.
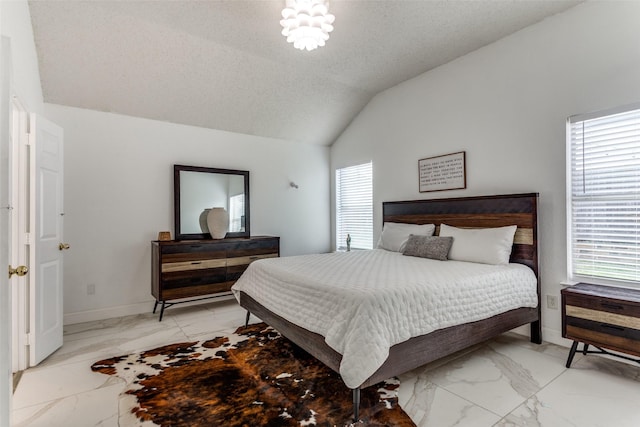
[91,323,416,427]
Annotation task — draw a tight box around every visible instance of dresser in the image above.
[151,236,280,320]
[562,282,640,367]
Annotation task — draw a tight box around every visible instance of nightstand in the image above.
[562,282,640,368]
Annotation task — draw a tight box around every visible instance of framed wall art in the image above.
[418,151,466,193]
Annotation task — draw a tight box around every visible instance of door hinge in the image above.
[26,120,34,146]
[24,232,31,244]
[26,333,34,346]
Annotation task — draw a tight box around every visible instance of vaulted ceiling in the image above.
[29,1,581,146]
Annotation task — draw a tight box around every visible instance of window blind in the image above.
[568,107,640,283]
[336,162,373,250]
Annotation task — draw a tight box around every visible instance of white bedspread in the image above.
[231,249,538,389]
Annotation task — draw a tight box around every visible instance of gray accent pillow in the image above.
[402,235,454,261]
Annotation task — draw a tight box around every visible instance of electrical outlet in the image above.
[546,295,558,310]
[87,283,96,295]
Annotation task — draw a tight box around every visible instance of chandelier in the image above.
[280,0,335,51]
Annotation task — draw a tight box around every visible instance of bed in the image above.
[233,193,541,421]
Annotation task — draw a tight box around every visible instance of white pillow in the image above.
[377,222,436,252]
[438,224,517,265]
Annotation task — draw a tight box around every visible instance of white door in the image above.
[29,114,64,366]
[1,34,13,427]
[10,101,28,373]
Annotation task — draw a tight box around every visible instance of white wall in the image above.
[1,0,43,113]
[43,104,331,324]
[331,1,640,346]
[0,0,330,326]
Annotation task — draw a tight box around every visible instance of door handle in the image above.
[8,265,28,279]
[58,243,70,251]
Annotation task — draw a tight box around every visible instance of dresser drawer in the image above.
[162,258,226,273]
[162,250,226,264]
[161,242,231,255]
[162,268,227,290]
[226,238,280,257]
[226,254,278,281]
[226,253,278,267]
[162,282,234,300]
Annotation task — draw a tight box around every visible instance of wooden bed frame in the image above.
[238,193,541,421]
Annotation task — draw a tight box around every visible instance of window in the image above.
[336,162,373,250]
[568,106,640,284]
[229,194,245,232]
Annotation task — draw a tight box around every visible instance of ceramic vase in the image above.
[207,207,229,239]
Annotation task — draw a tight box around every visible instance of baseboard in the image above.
[64,301,157,325]
[65,302,576,351]
[510,324,573,349]
[542,327,575,349]
[63,294,237,325]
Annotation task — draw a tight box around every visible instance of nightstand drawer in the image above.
[565,324,640,356]
[565,314,640,341]
[565,305,640,329]
[564,294,640,317]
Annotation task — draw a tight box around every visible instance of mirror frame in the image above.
[174,164,250,240]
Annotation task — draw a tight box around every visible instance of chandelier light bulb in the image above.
[280,0,335,51]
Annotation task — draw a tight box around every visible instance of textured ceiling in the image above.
[29,0,581,146]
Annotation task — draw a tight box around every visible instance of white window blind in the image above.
[568,106,640,284]
[336,162,373,250]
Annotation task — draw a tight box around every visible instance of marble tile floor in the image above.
[11,299,640,427]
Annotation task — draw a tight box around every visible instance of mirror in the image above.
[174,165,250,240]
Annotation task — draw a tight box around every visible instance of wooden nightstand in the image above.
[562,282,640,368]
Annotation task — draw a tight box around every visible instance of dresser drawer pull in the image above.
[191,262,202,265]
[249,256,259,260]
[600,302,624,310]
[189,245,202,249]
[600,323,625,332]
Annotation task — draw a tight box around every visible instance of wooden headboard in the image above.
[382,193,539,278]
